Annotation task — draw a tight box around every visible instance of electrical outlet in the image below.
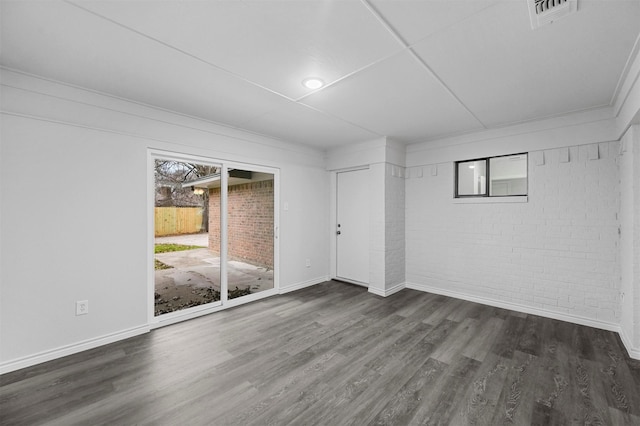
[76,300,89,316]
[306,258,311,268]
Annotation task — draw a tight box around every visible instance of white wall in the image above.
[635,129,640,355]
[0,69,329,372]
[620,124,640,355]
[279,165,330,289]
[635,128,640,355]
[406,141,621,330]
[1,116,150,364]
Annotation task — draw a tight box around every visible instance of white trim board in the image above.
[405,281,639,361]
[619,328,640,360]
[368,282,406,297]
[0,325,150,375]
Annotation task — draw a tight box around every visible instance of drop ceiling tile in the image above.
[70,0,404,100]
[369,0,500,45]
[239,102,381,149]
[411,0,640,127]
[0,1,290,128]
[301,51,483,143]
[4,0,638,149]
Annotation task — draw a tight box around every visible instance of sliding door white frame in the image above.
[147,150,279,329]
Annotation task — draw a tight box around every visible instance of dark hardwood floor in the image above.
[2,281,639,425]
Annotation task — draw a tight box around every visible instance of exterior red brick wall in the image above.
[209,190,222,255]
[208,180,274,268]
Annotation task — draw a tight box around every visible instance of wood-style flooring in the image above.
[1,281,639,425]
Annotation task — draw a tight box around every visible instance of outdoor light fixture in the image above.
[192,186,205,195]
[302,77,324,90]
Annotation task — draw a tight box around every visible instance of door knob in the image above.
[336,231,341,235]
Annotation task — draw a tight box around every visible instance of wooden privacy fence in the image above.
[155,207,203,236]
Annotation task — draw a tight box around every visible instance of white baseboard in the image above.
[619,326,640,360]
[0,325,150,375]
[404,282,640,358]
[279,276,329,294]
[368,282,406,297]
[5,279,636,375]
[405,281,619,331]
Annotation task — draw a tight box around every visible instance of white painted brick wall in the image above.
[406,141,620,325]
[385,164,405,288]
[369,163,386,292]
[368,162,406,293]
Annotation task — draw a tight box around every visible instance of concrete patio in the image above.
[154,233,273,315]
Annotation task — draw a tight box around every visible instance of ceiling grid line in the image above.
[359,0,488,130]
[64,0,392,144]
[63,0,300,104]
[293,47,409,104]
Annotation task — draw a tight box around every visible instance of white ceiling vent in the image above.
[529,0,578,29]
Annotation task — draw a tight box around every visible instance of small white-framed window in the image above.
[455,153,528,198]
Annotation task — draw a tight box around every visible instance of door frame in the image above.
[148,149,280,328]
[330,166,370,287]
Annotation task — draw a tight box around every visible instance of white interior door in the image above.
[336,169,369,285]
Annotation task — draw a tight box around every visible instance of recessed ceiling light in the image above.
[302,77,324,90]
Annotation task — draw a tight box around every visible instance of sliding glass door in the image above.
[225,167,275,301]
[153,158,223,316]
[150,152,278,321]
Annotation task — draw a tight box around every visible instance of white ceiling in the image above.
[1,0,639,149]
